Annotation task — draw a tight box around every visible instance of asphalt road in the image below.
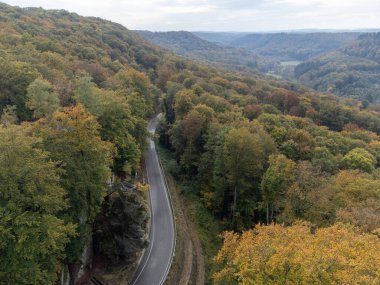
[131,114,175,285]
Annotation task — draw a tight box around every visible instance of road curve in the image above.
[131,114,175,285]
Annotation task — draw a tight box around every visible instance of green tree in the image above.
[26,78,60,119]
[108,68,154,117]
[342,147,376,173]
[74,77,144,176]
[311,146,339,173]
[0,59,38,120]
[180,104,214,174]
[223,127,264,227]
[197,123,229,215]
[34,105,113,261]
[0,125,75,284]
[261,154,296,223]
[73,76,102,116]
[97,93,143,176]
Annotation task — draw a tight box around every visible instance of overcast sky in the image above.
[4,0,380,32]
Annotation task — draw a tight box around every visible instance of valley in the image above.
[139,30,380,105]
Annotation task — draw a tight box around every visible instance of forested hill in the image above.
[1,2,380,285]
[0,2,166,284]
[192,31,249,46]
[195,32,360,61]
[295,33,380,102]
[0,2,165,84]
[136,30,275,72]
[137,30,225,53]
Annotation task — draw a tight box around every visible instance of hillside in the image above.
[1,2,380,285]
[195,32,360,61]
[295,33,380,102]
[136,30,275,72]
[137,30,226,53]
[184,31,249,46]
[0,2,164,284]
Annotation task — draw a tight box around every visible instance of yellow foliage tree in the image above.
[214,222,380,285]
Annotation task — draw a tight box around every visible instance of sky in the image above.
[3,0,380,32]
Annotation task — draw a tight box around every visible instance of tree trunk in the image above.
[231,185,237,226]
[271,203,274,223]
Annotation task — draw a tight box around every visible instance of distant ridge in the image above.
[295,32,380,102]
[194,32,360,61]
[136,30,275,72]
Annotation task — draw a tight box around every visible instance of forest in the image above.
[137,31,362,77]
[1,2,380,284]
[136,30,276,73]
[144,31,380,106]
[296,33,380,103]
[217,32,360,61]
[0,3,158,283]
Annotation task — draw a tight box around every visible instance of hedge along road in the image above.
[131,114,175,285]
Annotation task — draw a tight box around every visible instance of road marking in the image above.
[131,142,155,285]
[156,150,175,285]
[131,115,175,285]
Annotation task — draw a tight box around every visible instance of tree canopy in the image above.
[214,223,380,285]
[0,125,75,284]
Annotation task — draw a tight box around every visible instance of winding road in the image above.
[131,115,175,285]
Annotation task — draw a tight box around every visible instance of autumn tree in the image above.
[278,162,334,226]
[34,105,113,261]
[0,105,18,127]
[173,89,195,119]
[243,104,262,121]
[368,140,380,167]
[332,170,380,232]
[281,128,315,160]
[214,223,380,285]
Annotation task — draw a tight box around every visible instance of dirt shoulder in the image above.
[157,146,205,285]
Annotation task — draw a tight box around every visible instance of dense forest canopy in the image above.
[0,2,159,283]
[0,2,380,284]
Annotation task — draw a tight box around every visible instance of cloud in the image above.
[3,0,380,31]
